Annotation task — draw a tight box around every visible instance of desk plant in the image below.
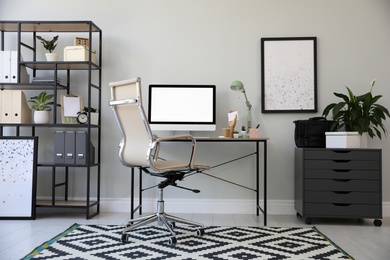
[28,91,54,124]
[36,35,59,61]
[322,80,389,139]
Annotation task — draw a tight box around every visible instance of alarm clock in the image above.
[77,111,88,124]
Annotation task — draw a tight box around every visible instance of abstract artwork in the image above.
[261,37,317,113]
[0,137,38,219]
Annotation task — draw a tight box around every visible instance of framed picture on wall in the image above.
[0,136,38,220]
[261,37,317,113]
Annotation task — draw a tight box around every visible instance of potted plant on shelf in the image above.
[82,106,99,125]
[322,79,390,148]
[36,35,59,61]
[28,91,54,124]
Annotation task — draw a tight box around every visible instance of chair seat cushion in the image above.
[151,160,210,171]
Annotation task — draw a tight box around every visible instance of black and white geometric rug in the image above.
[23,224,354,259]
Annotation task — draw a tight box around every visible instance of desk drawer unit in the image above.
[294,148,382,226]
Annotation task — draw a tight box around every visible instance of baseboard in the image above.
[100,198,390,216]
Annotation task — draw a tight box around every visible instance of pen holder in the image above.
[249,128,259,138]
[222,128,231,138]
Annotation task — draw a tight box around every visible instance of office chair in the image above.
[109,77,210,245]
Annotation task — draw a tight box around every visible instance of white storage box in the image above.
[325,131,360,148]
[64,46,96,63]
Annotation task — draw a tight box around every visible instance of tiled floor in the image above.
[1,212,389,259]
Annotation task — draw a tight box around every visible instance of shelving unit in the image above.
[0,21,102,219]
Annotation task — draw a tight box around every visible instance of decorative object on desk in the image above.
[322,79,390,148]
[249,127,259,138]
[230,80,252,130]
[23,224,353,259]
[222,128,231,138]
[261,37,317,113]
[0,137,38,220]
[240,125,248,138]
[228,110,238,138]
[233,130,239,138]
[28,91,54,124]
[61,94,82,124]
[36,35,59,61]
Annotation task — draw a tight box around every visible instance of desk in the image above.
[130,137,268,225]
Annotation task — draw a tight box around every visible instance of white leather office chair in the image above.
[109,77,210,245]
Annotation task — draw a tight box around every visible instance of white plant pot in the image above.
[325,131,366,148]
[90,112,99,125]
[34,110,50,124]
[45,53,58,61]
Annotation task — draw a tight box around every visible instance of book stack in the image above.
[32,76,60,85]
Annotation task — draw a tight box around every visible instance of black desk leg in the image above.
[256,142,260,217]
[264,140,267,226]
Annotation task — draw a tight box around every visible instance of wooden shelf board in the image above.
[36,200,98,207]
[0,21,101,32]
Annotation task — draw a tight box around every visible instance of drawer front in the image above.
[305,203,381,218]
[305,169,380,180]
[305,191,381,204]
[305,160,380,170]
[304,149,381,160]
[305,179,380,192]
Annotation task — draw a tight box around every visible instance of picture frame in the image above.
[0,136,38,220]
[261,37,317,113]
[61,94,82,124]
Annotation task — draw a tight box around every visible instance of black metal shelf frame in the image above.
[0,20,102,219]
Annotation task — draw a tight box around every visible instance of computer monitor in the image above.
[148,84,216,132]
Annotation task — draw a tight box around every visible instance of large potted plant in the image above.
[28,91,55,124]
[36,35,59,61]
[322,80,390,147]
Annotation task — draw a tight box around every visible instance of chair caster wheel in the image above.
[121,233,129,242]
[168,236,177,245]
[168,222,176,229]
[196,228,205,237]
[304,218,312,224]
[374,219,382,226]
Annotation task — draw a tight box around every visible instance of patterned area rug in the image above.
[23,224,353,259]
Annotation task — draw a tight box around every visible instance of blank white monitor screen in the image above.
[148,84,216,131]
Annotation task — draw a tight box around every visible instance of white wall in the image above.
[1,0,390,213]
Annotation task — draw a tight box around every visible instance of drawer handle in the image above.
[332,191,351,194]
[332,169,351,173]
[332,160,351,163]
[333,179,351,182]
[332,150,351,154]
[333,203,351,207]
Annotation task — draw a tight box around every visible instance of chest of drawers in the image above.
[294,148,382,226]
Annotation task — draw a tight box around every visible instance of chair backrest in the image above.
[109,77,153,168]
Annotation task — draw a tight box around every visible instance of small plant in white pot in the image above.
[28,91,54,124]
[322,80,390,147]
[83,106,99,125]
[36,35,59,61]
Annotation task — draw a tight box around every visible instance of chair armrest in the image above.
[150,134,197,167]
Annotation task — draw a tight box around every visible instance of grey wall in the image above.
[1,0,390,208]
